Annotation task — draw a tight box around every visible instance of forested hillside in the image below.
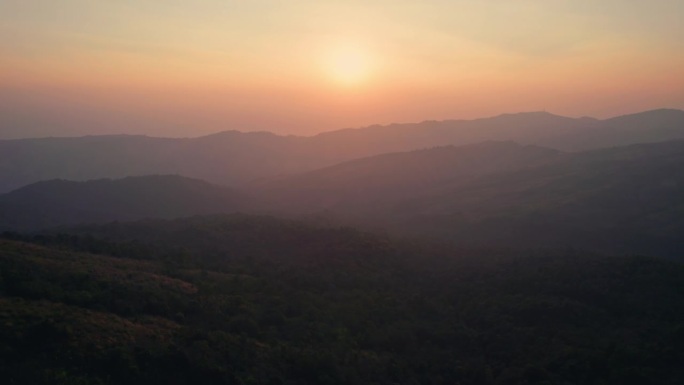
[2,215,682,384]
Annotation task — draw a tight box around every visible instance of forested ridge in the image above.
[1,215,683,384]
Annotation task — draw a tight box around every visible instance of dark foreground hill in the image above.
[1,214,683,384]
[257,140,684,258]
[1,108,682,193]
[0,175,242,230]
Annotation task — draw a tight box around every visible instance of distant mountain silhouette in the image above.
[1,108,682,193]
[3,139,683,257]
[255,141,561,212]
[0,175,242,230]
[257,140,684,258]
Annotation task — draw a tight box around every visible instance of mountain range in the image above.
[1,108,683,193]
[2,138,683,258]
[3,108,684,382]
[254,140,684,257]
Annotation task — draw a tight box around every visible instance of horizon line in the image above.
[2,107,682,142]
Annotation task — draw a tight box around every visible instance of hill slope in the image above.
[0,175,242,230]
[2,215,683,384]
[257,140,684,258]
[256,141,561,212]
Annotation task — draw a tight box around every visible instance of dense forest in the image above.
[1,215,683,384]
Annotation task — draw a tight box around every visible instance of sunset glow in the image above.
[325,43,373,87]
[1,1,683,138]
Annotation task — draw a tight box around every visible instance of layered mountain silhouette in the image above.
[3,139,682,258]
[1,108,682,193]
[0,175,241,230]
[255,141,561,212]
[2,108,683,257]
[2,139,683,257]
[256,140,684,258]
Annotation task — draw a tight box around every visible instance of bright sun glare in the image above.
[325,44,372,87]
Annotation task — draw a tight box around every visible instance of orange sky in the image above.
[1,0,684,138]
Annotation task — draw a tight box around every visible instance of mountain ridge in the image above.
[2,108,679,142]
[256,139,684,258]
[1,108,683,193]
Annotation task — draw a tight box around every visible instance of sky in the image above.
[1,0,683,139]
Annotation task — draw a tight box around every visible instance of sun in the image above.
[325,44,372,87]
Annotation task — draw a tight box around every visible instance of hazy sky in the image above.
[1,0,683,138]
